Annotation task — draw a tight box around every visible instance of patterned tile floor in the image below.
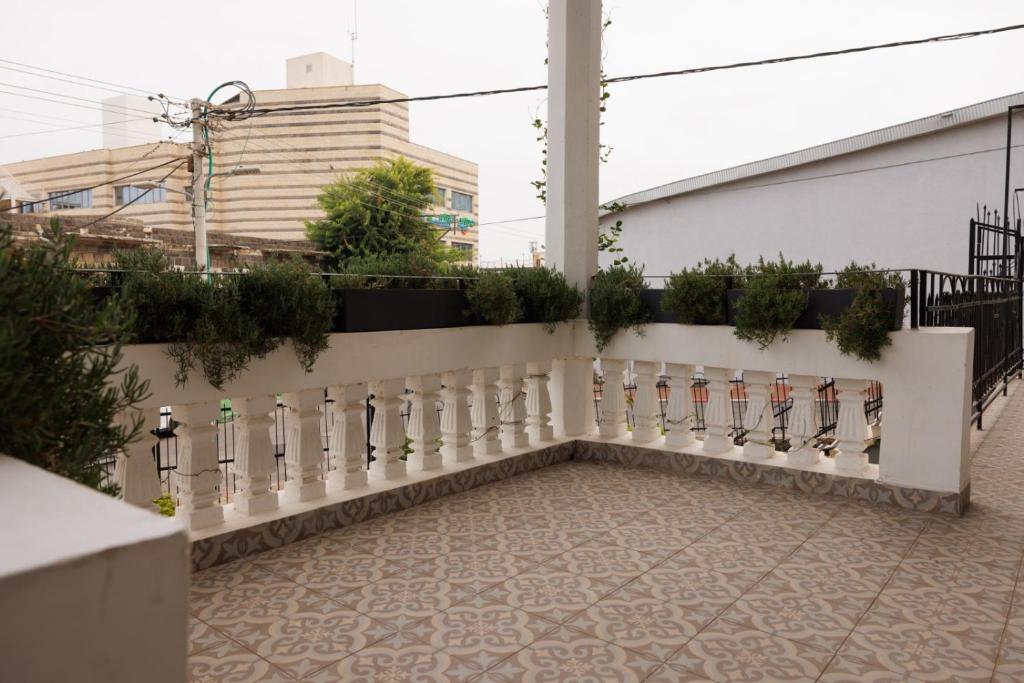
[189,388,1024,682]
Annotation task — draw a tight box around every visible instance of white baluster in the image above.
[664,363,696,448]
[785,374,821,467]
[327,383,368,489]
[407,375,443,470]
[525,361,554,443]
[370,378,408,479]
[598,358,627,438]
[702,367,732,455]
[833,378,871,474]
[440,370,474,463]
[173,401,224,530]
[631,361,660,444]
[282,389,327,503]
[232,395,279,515]
[499,364,529,449]
[471,367,502,456]
[114,406,162,510]
[742,371,776,460]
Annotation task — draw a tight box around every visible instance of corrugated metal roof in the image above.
[605,91,1024,212]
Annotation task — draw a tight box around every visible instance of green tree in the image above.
[0,221,149,493]
[306,157,453,267]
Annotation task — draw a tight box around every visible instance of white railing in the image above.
[112,321,974,531]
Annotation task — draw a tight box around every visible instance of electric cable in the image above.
[0,57,183,100]
[77,159,188,228]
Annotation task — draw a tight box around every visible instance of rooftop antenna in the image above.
[350,0,359,79]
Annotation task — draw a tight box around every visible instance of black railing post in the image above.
[969,219,976,276]
[910,269,919,329]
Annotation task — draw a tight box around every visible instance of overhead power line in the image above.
[0,115,153,140]
[79,159,188,229]
[0,57,180,101]
[0,81,158,116]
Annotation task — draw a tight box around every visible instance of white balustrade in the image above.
[369,378,408,479]
[742,371,776,460]
[173,400,224,530]
[327,383,368,489]
[282,389,327,503]
[598,358,627,438]
[664,363,696,448]
[701,367,733,455]
[231,395,279,515]
[785,375,821,467]
[439,370,473,464]
[499,364,529,449]
[833,378,871,474]
[114,406,162,510]
[471,367,502,456]
[407,375,444,470]
[525,361,555,443]
[631,361,661,444]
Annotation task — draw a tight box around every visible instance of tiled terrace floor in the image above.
[189,389,1024,682]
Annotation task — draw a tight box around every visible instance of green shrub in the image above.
[330,251,471,289]
[588,265,652,352]
[0,221,149,493]
[733,254,821,349]
[506,266,583,331]
[821,262,905,362]
[154,493,176,517]
[466,271,521,325]
[662,255,740,324]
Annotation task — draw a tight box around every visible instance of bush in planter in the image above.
[733,254,822,349]
[588,264,653,352]
[821,263,905,362]
[0,221,149,494]
[506,266,583,331]
[331,251,472,290]
[662,255,740,324]
[466,271,522,325]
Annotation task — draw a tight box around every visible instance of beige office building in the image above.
[1,53,479,259]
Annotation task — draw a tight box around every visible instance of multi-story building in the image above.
[1,53,479,260]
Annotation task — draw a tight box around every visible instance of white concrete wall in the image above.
[0,455,188,683]
[601,115,1024,276]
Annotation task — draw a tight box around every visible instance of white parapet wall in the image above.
[0,455,188,683]
[578,323,975,496]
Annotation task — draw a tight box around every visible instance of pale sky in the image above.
[2,1,1024,262]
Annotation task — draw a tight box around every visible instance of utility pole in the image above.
[190,99,208,271]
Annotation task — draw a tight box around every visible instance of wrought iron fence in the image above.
[912,269,1023,428]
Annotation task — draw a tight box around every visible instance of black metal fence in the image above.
[911,269,1023,428]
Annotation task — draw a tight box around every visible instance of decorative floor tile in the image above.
[544,540,657,585]
[644,662,720,682]
[252,549,392,600]
[668,618,833,682]
[818,655,929,682]
[484,625,662,682]
[564,584,701,661]
[626,559,746,617]
[602,522,707,559]
[362,531,453,560]
[492,528,585,560]
[187,639,280,683]
[672,538,780,583]
[343,575,468,625]
[194,576,322,628]
[424,593,557,671]
[866,584,1009,644]
[401,550,539,593]
[309,635,483,683]
[188,617,227,656]
[484,564,617,624]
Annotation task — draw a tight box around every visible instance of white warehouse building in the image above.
[600,92,1024,277]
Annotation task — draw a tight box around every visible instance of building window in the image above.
[435,187,446,206]
[49,189,92,210]
[451,241,474,254]
[451,191,473,213]
[18,201,38,214]
[114,184,167,206]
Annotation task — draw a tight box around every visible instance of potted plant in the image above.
[505,266,583,330]
[820,263,906,361]
[658,255,740,324]
[588,264,653,351]
[730,255,822,348]
[465,270,522,325]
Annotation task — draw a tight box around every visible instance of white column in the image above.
[702,367,732,455]
[526,361,555,443]
[833,378,871,474]
[439,370,473,464]
[173,401,223,530]
[282,389,327,503]
[327,383,368,489]
[665,363,696,448]
[631,361,660,444]
[231,395,279,515]
[499,364,529,449]
[742,371,776,460]
[785,374,821,467]
[369,378,408,480]
[550,358,596,437]
[598,358,627,438]
[407,375,444,470]
[471,367,502,456]
[114,406,161,510]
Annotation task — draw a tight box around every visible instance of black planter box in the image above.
[726,288,905,331]
[335,289,478,333]
[639,289,731,325]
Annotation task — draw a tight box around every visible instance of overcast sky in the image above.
[3,1,1024,262]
